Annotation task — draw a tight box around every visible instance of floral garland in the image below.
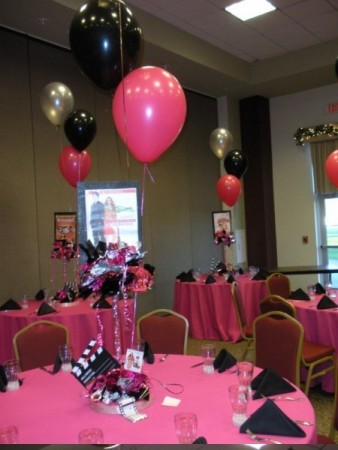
[213,229,235,247]
[78,241,154,298]
[294,123,338,146]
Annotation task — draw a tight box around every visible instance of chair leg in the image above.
[241,339,254,361]
[303,358,335,396]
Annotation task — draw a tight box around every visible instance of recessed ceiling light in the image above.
[225,0,276,21]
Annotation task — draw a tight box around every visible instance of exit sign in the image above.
[327,102,338,113]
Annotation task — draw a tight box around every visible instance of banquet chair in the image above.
[259,294,297,318]
[317,357,338,443]
[266,272,291,299]
[13,320,69,371]
[137,309,189,355]
[253,311,303,388]
[230,282,254,360]
[254,310,335,396]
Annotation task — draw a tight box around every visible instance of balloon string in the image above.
[118,2,129,169]
[57,126,63,153]
[141,164,156,215]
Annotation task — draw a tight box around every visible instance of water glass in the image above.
[236,361,254,387]
[0,426,19,443]
[174,412,198,444]
[228,384,249,427]
[307,284,316,300]
[201,344,215,374]
[78,427,104,444]
[59,344,73,372]
[20,294,28,309]
[4,359,20,391]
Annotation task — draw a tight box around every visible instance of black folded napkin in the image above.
[35,289,45,300]
[0,365,7,392]
[205,274,216,284]
[315,282,326,294]
[289,288,310,301]
[239,267,244,274]
[37,301,57,315]
[251,368,296,399]
[144,341,154,364]
[227,274,235,283]
[193,437,207,444]
[239,398,306,437]
[252,269,269,280]
[0,298,22,311]
[215,261,227,274]
[92,296,111,309]
[213,348,237,373]
[317,295,338,310]
[176,271,187,281]
[180,271,196,282]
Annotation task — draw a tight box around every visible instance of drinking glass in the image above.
[174,412,198,444]
[201,343,215,374]
[307,285,316,300]
[236,361,254,387]
[0,426,19,443]
[20,294,28,309]
[228,384,249,427]
[58,344,73,372]
[4,359,20,391]
[78,427,104,444]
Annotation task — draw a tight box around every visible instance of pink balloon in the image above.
[216,174,242,207]
[58,145,92,187]
[326,149,338,187]
[112,66,187,163]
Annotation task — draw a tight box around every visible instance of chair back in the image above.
[13,320,69,371]
[253,311,303,387]
[259,294,296,318]
[137,309,189,355]
[231,281,249,335]
[266,272,291,299]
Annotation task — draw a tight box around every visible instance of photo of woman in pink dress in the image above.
[104,196,119,244]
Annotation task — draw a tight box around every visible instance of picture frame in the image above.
[54,212,77,244]
[212,210,232,237]
[77,181,142,264]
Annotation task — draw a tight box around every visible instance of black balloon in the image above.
[69,0,142,92]
[224,149,249,179]
[64,110,97,151]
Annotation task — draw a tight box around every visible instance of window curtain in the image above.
[310,139,338,195]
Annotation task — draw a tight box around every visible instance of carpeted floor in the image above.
[186,337,335,441]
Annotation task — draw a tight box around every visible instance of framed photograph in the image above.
[77,181,142,263]
[54,212,77,243]
[212,210,232,237]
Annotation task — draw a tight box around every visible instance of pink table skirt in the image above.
[173,275,267,342]
[290,295,338,393]
[0,297,134,363]
[0,354,316,444]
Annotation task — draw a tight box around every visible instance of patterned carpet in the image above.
[186,337,335,441]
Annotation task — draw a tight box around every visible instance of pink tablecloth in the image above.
[290,295,338,393]
[173,275,267,342]
[0,354,316,444]
[0,298,134,363]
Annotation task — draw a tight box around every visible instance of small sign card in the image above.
[124,348,144,373]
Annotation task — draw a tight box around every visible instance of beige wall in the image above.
[0,29,229,314]
[270,83,338,290]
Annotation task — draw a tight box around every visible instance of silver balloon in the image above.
[40,82,74,127]
[209,128,233,160]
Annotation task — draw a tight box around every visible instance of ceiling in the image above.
[1,0,338,98]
